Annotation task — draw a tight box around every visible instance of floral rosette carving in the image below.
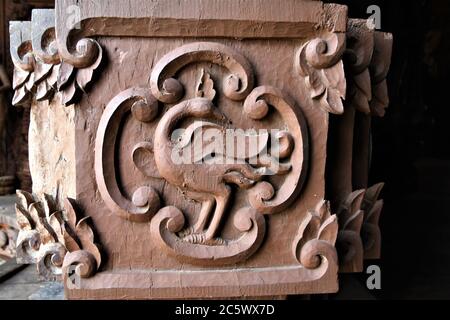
[295,33,346,114]
[336,190,365,272]
[292,201,338,270]
[10,9,103,107]
[15,190,101,280]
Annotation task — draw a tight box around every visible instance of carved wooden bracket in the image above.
[15,190,101,280]
[9,9,103,107]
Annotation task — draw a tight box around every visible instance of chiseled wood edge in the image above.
[54,0,347,69]
[65,263,339,299]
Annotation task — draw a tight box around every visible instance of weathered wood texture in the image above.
[9,0,393,299]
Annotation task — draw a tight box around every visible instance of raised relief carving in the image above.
[10,9,103,107]
[292,201,339,271]
[369,32,393,117]
[336,190,365,273]
[295,33,346,114]
[15,190,101,280]
[95,88,161,223]
[96,42,308,265]
[361,183,384,259]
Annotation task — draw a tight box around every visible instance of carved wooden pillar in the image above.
[9,0,393,299]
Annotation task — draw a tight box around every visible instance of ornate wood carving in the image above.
[96,42,308,265]
[292,201,339,270]
[295,33,346,114]
[9,0,398,299]
[15,190,101,280]
[10,9,103,107]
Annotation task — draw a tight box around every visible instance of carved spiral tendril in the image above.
[300,239,337,270]
[63,250,98,279]
[150,42,254,103]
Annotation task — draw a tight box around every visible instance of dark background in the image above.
[325,0,450,299]
[1,0,450,300]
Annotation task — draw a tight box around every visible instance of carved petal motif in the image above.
[295,33,346,114]
[292,201,338,270]
[10,9,103,107]
[15,190,101,281]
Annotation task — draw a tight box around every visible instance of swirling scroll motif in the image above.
[292,201,339,270]
[94,88,161,223]
[10,9,104,106]
[244,86,308,214]
[150,42,254,103]
[151,206,265,266]
[15,191,101,281]
[295,33,346,114]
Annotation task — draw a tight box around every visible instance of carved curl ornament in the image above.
[10,10,102,107]
[15,190,101,280]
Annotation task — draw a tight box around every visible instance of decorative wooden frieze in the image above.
[9,9,103,107]
[15,190,101,281]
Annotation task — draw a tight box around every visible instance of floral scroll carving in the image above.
[10,9,103,107]
[15,190,101,280]
[96,42,309,265]
[292,201,339,271]
[295,33,346,114]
